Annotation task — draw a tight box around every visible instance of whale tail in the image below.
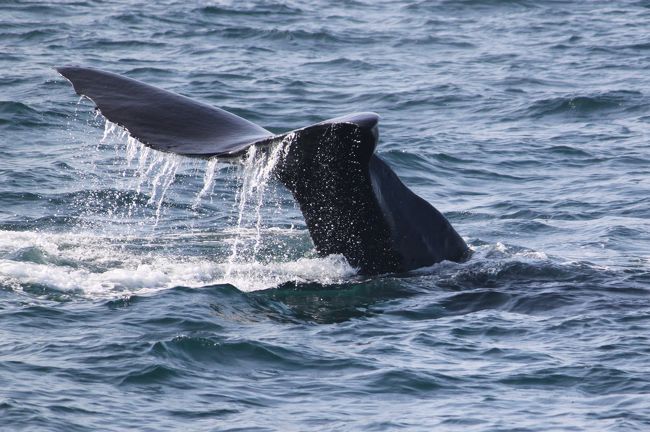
[56,66,377,158]
[57,66,468,274]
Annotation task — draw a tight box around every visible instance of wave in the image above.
[525,90,645,118]
[0,101,39,126]
[196,4,303,17]
[0,28,60,42]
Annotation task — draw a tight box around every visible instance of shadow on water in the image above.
[254,278,420,324]
[102,282,407,327]
[251,255,650,324]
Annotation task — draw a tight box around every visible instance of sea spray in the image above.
[192,157,219,209]
[101,119,122,144]
[96,119,188,225]
[225,135,294,274]
[83,118,333,284]
[146,152,181,223]
[96,117,290,232]
[125,136,140,168]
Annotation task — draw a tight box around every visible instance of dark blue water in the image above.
[2,1,650,430]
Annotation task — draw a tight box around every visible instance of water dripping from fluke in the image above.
[192,157,219,210]
[225,135,295,276]
[99,119,184,226]
[87,119,334,292]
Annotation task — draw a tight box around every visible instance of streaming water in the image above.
[226,133,294,272]
[192,157,219,209]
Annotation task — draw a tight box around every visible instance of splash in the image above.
[0,230,355,298]
[100,120,182,224]
[125,135,141,167]
[96,117,297,243]
[226,134,294,274]
[101,119,126,143]
[218,254,355,292]
[146,152,181,222]
[55,117,351,293]
[97,119,295,242]
[192,157,219,209]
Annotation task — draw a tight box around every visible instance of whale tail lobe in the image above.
[56,66,377,158]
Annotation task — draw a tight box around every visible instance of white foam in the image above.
[221,254,356,292]
[0,230,356,299]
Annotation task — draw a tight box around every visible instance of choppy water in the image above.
[2,1,650,430]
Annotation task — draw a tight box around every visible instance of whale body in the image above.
[57,66,469,274]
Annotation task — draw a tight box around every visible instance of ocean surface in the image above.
[2,1,650,430]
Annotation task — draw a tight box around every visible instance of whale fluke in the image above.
[56,66,379,158]
[57,66,469,275]
[57,66,273,157]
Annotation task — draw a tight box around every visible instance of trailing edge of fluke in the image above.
[57,66,469,275]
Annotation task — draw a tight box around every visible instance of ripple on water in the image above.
[524,90,646,119]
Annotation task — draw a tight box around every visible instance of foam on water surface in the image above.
[0,230,356,297]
